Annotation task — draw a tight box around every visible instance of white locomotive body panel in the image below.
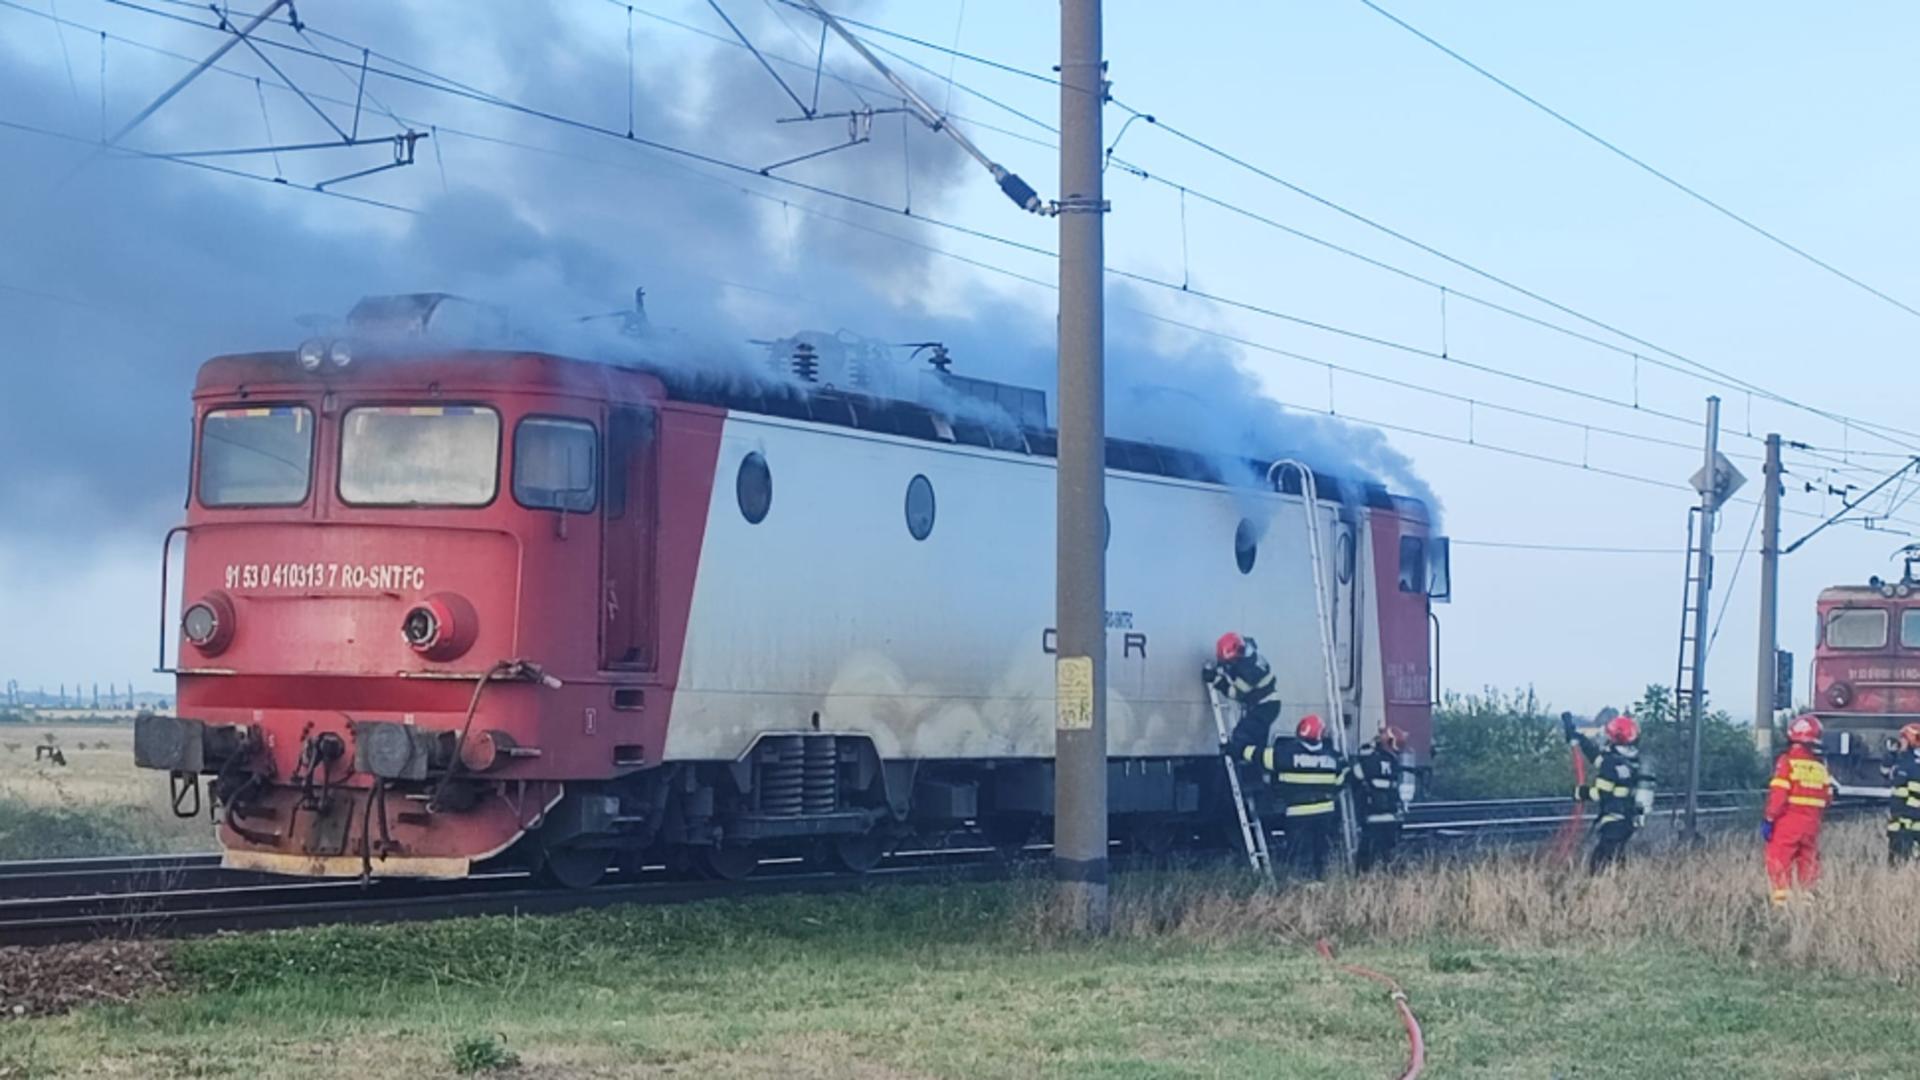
[664,412,1426,763]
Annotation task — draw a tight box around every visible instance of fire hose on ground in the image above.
[1316,939,1426,1080]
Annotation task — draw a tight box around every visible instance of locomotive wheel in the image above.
[830,834,887,874]
[698,845,759,882]
[541,846,610,890]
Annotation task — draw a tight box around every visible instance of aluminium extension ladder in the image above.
[1209,686,1274,877]
[1268,459,1361,871]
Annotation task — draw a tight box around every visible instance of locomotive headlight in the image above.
[1899,583,1914,599]
[182,604,217,643]
[1828,681,1853,708]
[402,592,477,661]
[401,605,440,650]
[326,339,353,369]
[181,591,236,655]
[296,339,327,371]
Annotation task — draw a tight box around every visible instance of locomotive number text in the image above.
[223,562,428,592]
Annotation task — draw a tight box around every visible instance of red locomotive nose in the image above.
[401,592,478,662]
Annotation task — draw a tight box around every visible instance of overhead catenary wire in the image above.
[1354,0,1920,325]
[19,3,1920,542]
[64,0,1920,462]
[0,13,1860,485]
[10,0,1750,459]
[794,2,1920,456]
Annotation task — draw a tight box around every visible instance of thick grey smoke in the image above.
[0,1,1433,588]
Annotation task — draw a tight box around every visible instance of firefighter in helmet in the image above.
[1271,713,1349,879]
[1763,714,1835,904]
[1561,712,1653,872]
[1204,632,1282,767]
[1352,726,1411,871]
[1890,723,1920,864]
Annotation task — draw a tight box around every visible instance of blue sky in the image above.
[4,1,1919,720]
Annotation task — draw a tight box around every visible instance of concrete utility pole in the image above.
[1052,0,1110,933]
[1753,434,1783,757]
[1684,396,1722,840]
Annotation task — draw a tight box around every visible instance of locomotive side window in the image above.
[905,474,936,540]
[1905,611,1920,649]
[513,417,598,512]
[1234,519,1257,574]
[198,406,313,507]
[339,405,500,507]
[737,452,772,524]
[1397,535,1427,594]
[1826,608,1889,649]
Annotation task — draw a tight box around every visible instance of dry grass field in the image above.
[3,822,1915,1078]
[0,722,213,860]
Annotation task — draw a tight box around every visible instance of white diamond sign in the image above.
[1690,452,1747,510]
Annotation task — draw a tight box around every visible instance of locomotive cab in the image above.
[1812,560,1920,794]
[139,343,676,879]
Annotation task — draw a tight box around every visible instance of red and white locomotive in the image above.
[136,295,1447,883]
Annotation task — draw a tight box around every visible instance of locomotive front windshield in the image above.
[198,406,314,506]
[339,405,500,507]
[1826,607,1889,649]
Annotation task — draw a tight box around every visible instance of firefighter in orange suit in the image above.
[1763,714,1836,905]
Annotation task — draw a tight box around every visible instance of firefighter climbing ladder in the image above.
[1269,459,1362,868]
[1208,685,1273,876]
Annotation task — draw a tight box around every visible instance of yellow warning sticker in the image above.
[1056,656,1095,731]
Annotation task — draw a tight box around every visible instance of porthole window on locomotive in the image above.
[736,451,772,524]
[904,474,936,540]
[1233,519,1258,574]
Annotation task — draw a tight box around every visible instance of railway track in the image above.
[0,790,1816,947]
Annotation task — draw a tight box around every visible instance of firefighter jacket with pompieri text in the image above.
[1889,749,1920,834]
[1209,653,1280,711]
[1354,745,1404,825]
[1766,744,1835,822]
[1574,734,1647,828]
[1264,737,1349,819]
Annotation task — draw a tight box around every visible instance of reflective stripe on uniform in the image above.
[1364,812,1398,824]
[1787,795,1829,808]
[1599,813,1628,825]
[1277,771,1341,786]
[1369,778,1395,789]
[1285,801,1336,817]
[1769,777,1792,789]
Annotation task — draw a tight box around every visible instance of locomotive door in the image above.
[1333,518,1361,706]
[601,407,658,670]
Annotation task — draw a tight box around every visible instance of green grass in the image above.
[0,798,153,861]
[2,876,1913,1079]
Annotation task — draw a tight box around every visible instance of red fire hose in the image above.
[1316,939,1425,1080]
[1548,742,1589,863]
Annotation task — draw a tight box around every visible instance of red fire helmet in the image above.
[1297,714,1327,742]
[1604,714,1640,746]
[1215,632,1246,664]
[1900,723,1920,750]
[1787,714,1824,747]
